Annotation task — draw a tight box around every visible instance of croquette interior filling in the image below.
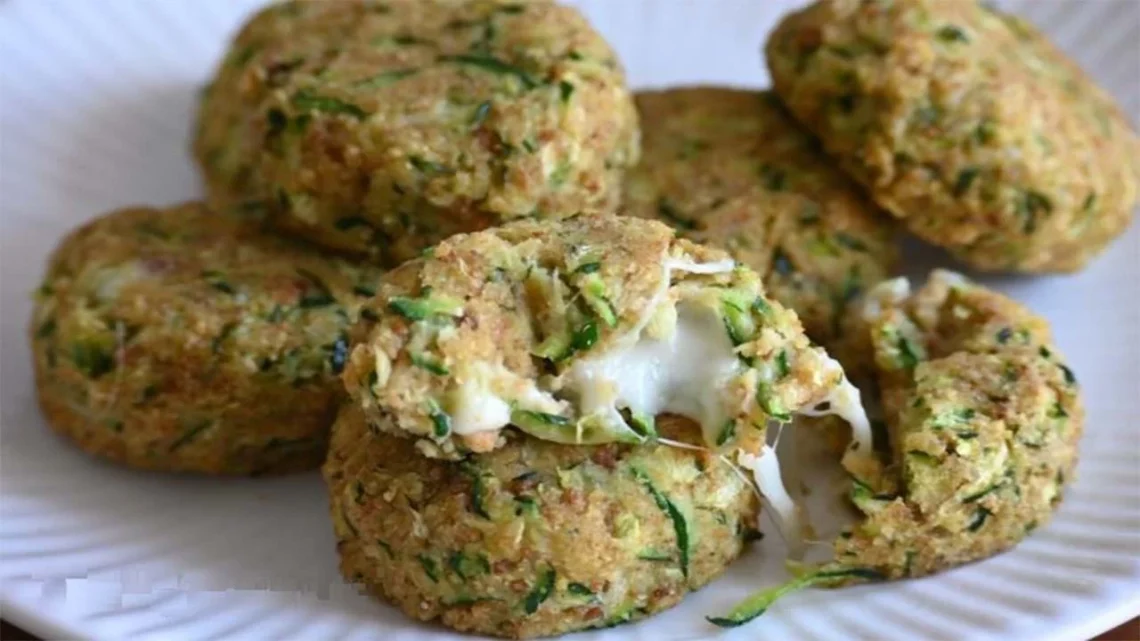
[559,298,742,445]
[553,254,752,443]
[442,251,876,552]
[446,256,744,441]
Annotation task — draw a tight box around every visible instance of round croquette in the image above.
[766,0,1140,272]
[323,405,760,638]
[194,0,640,264]
[624,87,898,351]
[341,214,871,460]
[29,203,383,475]
[835,270,1083,578]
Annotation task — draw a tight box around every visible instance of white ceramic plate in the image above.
[2,1,1138,640]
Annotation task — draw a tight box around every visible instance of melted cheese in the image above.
[561,302,742,439]
[91,262,149,303]
[448,255,736,438]
[449,364,563,435]
[450,380,513,435]
[799,367,874,458]
[738,445,802,555]
[827,378,874,455]
[861,277,910,322]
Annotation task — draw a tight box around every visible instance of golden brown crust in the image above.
[30,203,383,474]
[324,406,759,638]
[195,0,639,264]
[767,0,1139,272]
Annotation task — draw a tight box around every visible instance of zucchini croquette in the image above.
[767,0,1139,272]
[195,0,639,264]
[341,215,873,461]
[30,203,382,474]
[324,406,760,638]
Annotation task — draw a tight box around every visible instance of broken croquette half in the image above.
[341,214,870,460]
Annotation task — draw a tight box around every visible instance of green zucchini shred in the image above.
[954,166,980,196]
[577,273,618,326]
[756,383,791,422]
[441,54,537,89]
[511,409,577,441]
[559,80,575,102]
[962,483,1001,503]
[296,268,336,308]
[567,582,594,597]
[967,506,993,532]
[514,495,540,517]
[571,319,599,353]
[906,450,938,465]
[629,412,657,439]
[715,420,736,447]
[409,155,454,175]
[1048,401,1068,419]
[632,467,690,579]
[775,349,790,379]
[931,407,976,428]
[72,340,115,378]
[534,330,573,362]
[354,68,417,88]
[637,548,673,562]
[426,399,452,439]
[936,24,970,43]
[291,90,367,119]
[449,551,490,580]
[751,296,772,316]
[411,351,450,376]
[706,567,884,627]
[470,100,493,129]
[722,296,756,346]
[388,294,463,321]
[169,419,213,452]
[524,567,556,614]
[418,554,440,582]
[549,161,572,187]
[465,466,491,519]
[201,270,236,294]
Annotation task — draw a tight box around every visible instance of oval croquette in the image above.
[767,0,1140,272]
[624,87,898,351]
[30,203,383,474]
[341,215,870,460]
[836,270,1084,578]
[194,0,640,264]
[324,405,760,638]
